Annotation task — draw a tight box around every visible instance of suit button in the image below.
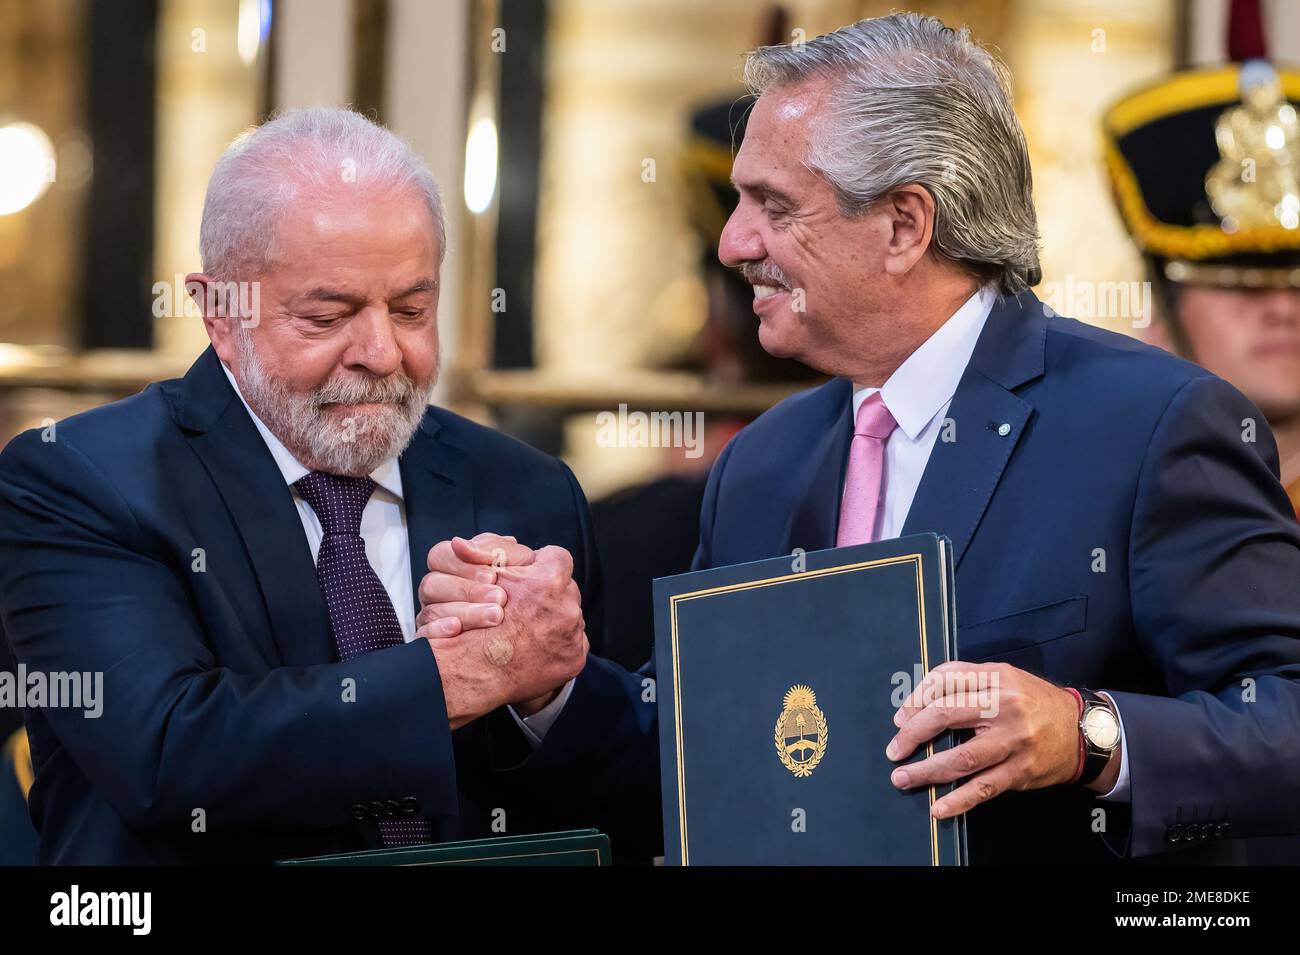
[1166,824,1184,843]
[352,803,370,821]
[383,800,400,818]
[401,796,420,815]
[370,800,388,820]
[1220,821,1231,836]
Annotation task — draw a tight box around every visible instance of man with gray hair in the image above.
[0,107,658,863]
[715,13,1300,862]
[427,12,1300,862]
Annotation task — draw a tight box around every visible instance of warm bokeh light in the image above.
[0,122,56,216]
[463,114,498,214]
[237,0,271,66]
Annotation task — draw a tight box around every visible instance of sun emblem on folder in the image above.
[775,684,828,778]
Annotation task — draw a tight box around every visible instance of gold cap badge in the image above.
[1205,60,1300,232]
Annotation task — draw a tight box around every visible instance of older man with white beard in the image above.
[0,107,659,864]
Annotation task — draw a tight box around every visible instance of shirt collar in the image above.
[852,285,996,440]
[219,361,404,501]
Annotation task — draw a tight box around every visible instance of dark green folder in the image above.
[275,829,610,866]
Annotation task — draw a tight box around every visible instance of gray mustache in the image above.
[315,374,417,406]
[738,261,791,289]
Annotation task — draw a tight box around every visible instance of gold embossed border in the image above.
[667,553,938,866]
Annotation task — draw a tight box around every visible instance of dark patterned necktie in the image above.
[294,470,434,847]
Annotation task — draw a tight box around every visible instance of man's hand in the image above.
[886,661,1106,819]
[416,534,587,728]
[415,534,534,637]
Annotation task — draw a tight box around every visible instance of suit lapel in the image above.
[901,291,1047,567]
[169,347,334,667]
[399,414,478,621]
[782,378,854,555]
[900,372,1032,566]
[398,417,481,820]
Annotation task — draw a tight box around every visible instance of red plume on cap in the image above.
[1227,0,1268,62]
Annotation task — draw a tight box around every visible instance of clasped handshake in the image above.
[414,533,587,730]
[414,535,1111,818]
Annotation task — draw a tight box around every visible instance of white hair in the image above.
[744,13,1041,294]
[200,106,445,280]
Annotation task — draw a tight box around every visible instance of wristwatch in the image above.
[1076,688,1121,786]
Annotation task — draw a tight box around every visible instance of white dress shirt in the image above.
[849,287,1130,801]
[219,362,571,746]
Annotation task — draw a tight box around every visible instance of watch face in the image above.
[1083,706,1121,750]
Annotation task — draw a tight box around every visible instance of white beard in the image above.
[234,331,434,476]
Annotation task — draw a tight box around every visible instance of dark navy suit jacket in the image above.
[691,291,1300,863]
[0,347,659,864]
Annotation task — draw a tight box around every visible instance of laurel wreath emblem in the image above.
[774,684,828,778]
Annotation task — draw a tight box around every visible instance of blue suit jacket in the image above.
[0,347,659,864]
[692,291,1300,863]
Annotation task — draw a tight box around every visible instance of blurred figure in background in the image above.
[592,6,820,670]
[1104,41,1300,518]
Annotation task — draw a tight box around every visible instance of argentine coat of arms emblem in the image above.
[775,684,828,778]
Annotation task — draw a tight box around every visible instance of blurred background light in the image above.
[463,112,498,214]
[0,122,56,216]
[237,0,267,66]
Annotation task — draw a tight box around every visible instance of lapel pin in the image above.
[997,423,1012,436]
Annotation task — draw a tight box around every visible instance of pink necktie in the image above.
[836,392,898,547]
